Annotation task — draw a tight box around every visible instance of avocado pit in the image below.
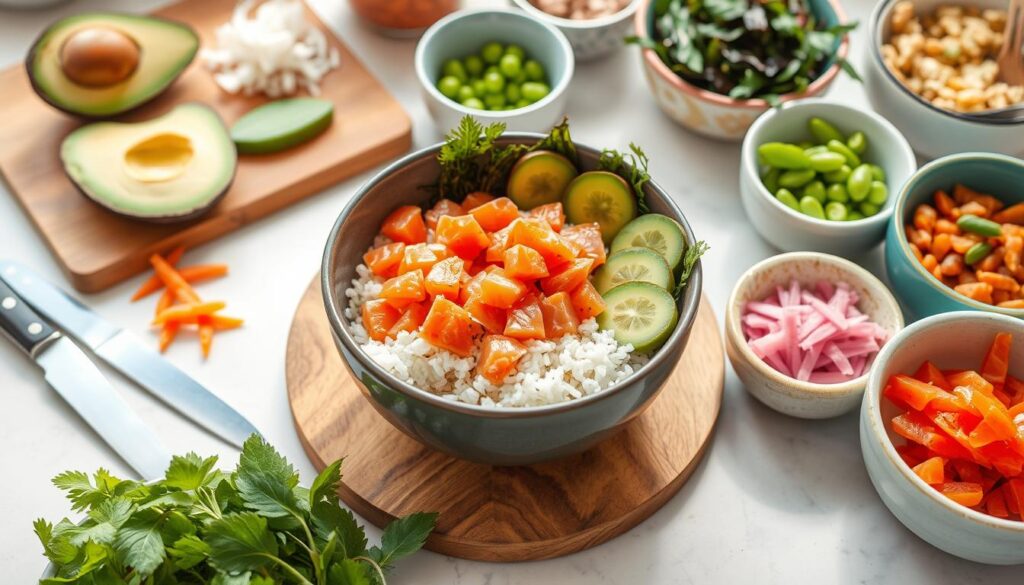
[60,26,140,87]
[124,133,193,183]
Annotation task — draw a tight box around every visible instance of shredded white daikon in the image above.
[200,0,340,97]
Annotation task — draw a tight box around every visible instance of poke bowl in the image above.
[321,120,704,465]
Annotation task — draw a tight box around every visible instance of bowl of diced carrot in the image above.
[861,311,1024,564]
[886,153,1024,322]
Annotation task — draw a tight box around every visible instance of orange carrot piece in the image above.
[159,322,180,353]
[986,487,1010,518]
[912,456,946,484]
[199,317,214,359]
[137,265,228,301]
[153,301,225,325]
[993,203,1024,225]
[939,482,985,507]
[158,314,244,329]
[934,190,956,217]
[981,332,1013,388]
[150,254,201,303]
[954,282,993,304]
[131,246,185,301]
[155,288,175,318]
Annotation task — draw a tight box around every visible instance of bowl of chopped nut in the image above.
[866,0,1024,160]
[509,0,640,61]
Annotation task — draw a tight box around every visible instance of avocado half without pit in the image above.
[27,13,198,117]
[61,103,237,223]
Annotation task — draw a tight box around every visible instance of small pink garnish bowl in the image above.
[725,252,904,419]
[632,0,850,141]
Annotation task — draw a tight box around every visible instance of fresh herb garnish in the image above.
[597,144,652,214]
[35,435,436,585]
[675,240,709,300]
[628,0,858,102]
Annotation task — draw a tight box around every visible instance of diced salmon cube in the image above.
[570,281,606,321]
[503,244,549,280]
[424,199,465,230]
[398,243,448,275]
[462,191,495,210]
[479,269,528,309]
[560,222,607,267]
[485,223,515,263]
[420,297,482,357]
[476,334,528,384]
[469,197,520,232]
[465,295,509,334]
[540,258,594,295]
[425,256,464,300]
[387,302,429,337]
[528,202,565,232]
[380,205,427,244]
[504,296,545,340]
[363,242,405,278]
[540,292,580,338]
[436,215,491,260]
[362,299,401,342]
[508,219,576,269]
[380,270,426,305]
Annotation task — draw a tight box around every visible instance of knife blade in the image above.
[0,261,259,447]
[0,276,170,480]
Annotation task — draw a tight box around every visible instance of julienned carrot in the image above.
[993,203,1024,225]
[133,264,229,301]
[199,317,213,359]
[158,314,244,329]
[150,254,201,304]
[153,301,225,325]
[132,247,185,301]
[159,322,180,353]
[155,288,175,317]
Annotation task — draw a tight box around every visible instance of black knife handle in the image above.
[0,275,58,357]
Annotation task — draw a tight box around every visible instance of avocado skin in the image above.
[61,103,237,224]
[26,12,198,119]
[231,98,335,155]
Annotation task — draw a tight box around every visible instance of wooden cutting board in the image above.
[0,0,410,293]
[286,276,725,561]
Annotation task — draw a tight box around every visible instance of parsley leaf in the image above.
[169,534,210,570]
[598,144,652,213]
[328,559,372,585]
[206,512,279,574]
[234,435,302,519]
[369,512,439,570]
[309,459,343,509]
[164,452,220,491]
[674,240,710,300]
[113,511,166,576]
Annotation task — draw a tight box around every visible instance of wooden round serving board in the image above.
[286,276,724,562]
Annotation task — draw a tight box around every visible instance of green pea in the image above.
[868,181,888,205]
[776,188,800,211]
[512,70,528,85]
[800,195,826,219]
[870,164,886,182]
[515,98,530,108]
[499,54,522,78]
[456,85,475,102]
[965,242,993,265]
[484,93,506,109]
[803,145,829,157]
[442,59,467,82]
[465,55,484,77]
[846,210,865,221]
[957,214,1003,237]
[524,59,545,82]
[505,44,525,60]
[472,79,487,97]
[847,131,868,155]
[825,201,848,221]
[808,151,847,172]
[803,180,826,203]
[859,202,881,216]
[847,164,873,202]
[484,71,505,94]
[779,168,817,189]
[482,42,504,64]
[827,139,862,167]
[809,117,845,145]
[461,97,485,110]
[505,83,522,103]
[485,65,500,76]
[765,166,778,192]
[438,75,462,99]
[757,142,811,169]
[827,183,849,203]
[521,81,550,102]
[822,164,852,184]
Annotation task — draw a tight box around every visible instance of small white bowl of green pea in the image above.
[415,8,574,133]
[739,98,917,256]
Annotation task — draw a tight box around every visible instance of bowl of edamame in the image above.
[740,98,917,256]
[415,8,574,133]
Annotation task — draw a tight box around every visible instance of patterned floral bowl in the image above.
[632,0,850,141]
[508,0,640,61]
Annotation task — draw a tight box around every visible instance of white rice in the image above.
[344,262,647,407]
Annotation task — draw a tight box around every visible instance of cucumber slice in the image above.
[230,98,334,154]
[592,248,673,295]
[563,171,637,244]
[506,150,578,210]
[610,214,686,271]
[597,282,678,353]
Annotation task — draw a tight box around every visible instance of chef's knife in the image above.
[0,275,171,480]
[0,261,259,448]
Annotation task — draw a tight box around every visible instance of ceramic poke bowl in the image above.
[726,252,905,419]
[632,0,849,141]
[861,311,1024,564]
[508,0,640,61]
[415,9,574,133]
[864,0,1024,160]
[885,153,1024,322]
[321,134,703,465]
[740,98,917,255]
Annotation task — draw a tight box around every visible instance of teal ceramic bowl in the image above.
[884,153,1024,322]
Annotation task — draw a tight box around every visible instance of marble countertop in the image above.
[0,0,1018,582]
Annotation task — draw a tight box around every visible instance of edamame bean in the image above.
[484,93,506,109]
[482,42,504,64]
[457,85,475,102]
[800,195,826,219]
[870,164,886,182]
[808,151,847,172]
[484,71,505,94]
[965,242,993,265]
[827,139,862,167]
[442,59,468,82]
[827,183,849,203]
[499,54,522,78]
[779,168,817,189]
[847,131,868,154]
[462,97,485,110]
[472,79,487,97]
[438,75,462,99]
[757,142,811,169]
[868,181,888,205]
[762,168,781,193]
[505,45,525,60]
[465,55,484,77]
[809,117,844,145]
[847,164,873,202]
[776,188,800,211]
[957,214,1003,237]
[515,98,530,108]
[846,210,865,221]
[521,81,550,102]
[822,165,852,184]
[505,83,521,103]
[524,59,545,81]
[803,145,829,157]
[803,180,826,203]
[825,201,848,221]
[859,202,881,216]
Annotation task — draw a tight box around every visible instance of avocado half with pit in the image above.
[61,103,237,223]
[27,12,198,118]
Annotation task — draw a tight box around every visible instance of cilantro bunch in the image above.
[630,0,858,104]
[34,436,437,585]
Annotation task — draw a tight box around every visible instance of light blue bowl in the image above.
[884,153,1024,322]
